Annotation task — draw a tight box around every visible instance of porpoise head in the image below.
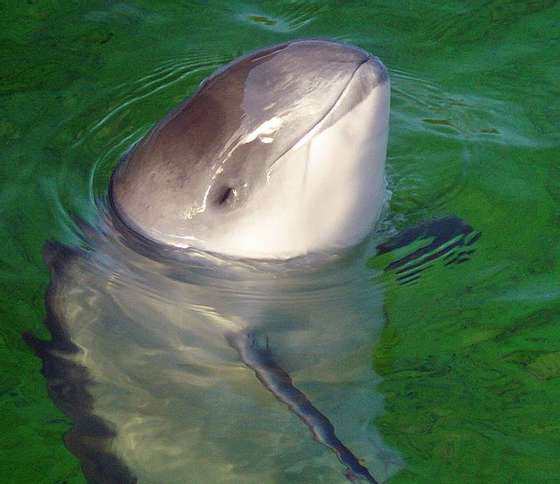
[110,39,390,259]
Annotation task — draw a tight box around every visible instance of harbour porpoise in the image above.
[26,40,481,483]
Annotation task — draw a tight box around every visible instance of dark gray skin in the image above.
[110,39,388,251]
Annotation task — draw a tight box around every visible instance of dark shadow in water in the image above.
[377,216,481,285]
[23,241,137,484]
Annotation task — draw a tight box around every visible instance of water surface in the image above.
[1,1,559,482]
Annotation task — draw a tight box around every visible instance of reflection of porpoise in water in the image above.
[27,40,399,483]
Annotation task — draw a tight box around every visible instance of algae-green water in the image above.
[1,1,559,483]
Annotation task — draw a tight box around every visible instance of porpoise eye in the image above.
[214,186,235,206]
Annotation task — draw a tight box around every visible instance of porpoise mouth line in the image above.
[267,57,372,174]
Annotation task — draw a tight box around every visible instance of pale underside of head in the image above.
[110,39,390,259]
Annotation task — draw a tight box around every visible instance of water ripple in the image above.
[235,1,326,33]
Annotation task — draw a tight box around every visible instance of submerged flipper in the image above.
[228,332,378,483]
[376,216,481,285]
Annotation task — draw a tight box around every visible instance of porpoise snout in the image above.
[359,55,389,87]
[277,39,388,89]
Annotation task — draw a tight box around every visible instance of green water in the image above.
[1,1,559,482]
